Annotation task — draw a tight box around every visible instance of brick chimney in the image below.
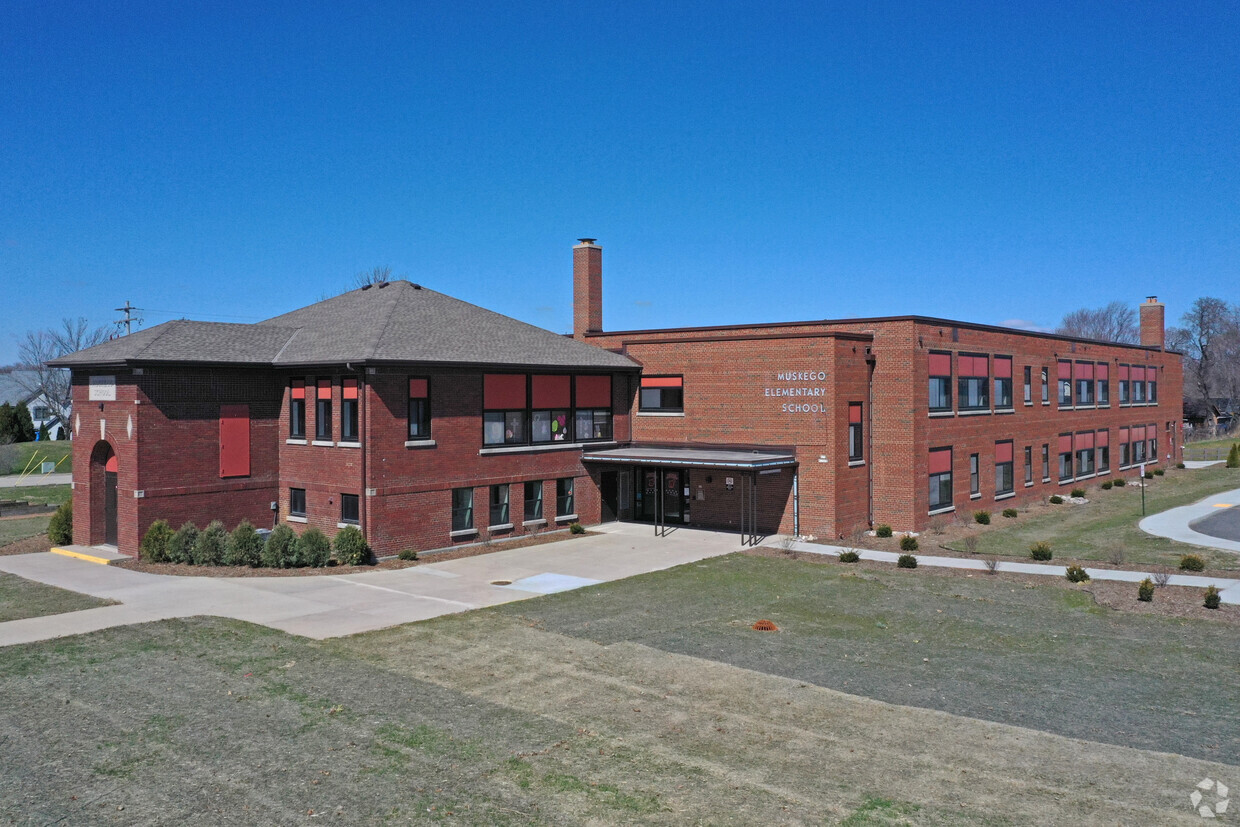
[1139,296,1164,350]
[573,238,602,338]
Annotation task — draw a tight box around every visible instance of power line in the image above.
[114,301,143,335]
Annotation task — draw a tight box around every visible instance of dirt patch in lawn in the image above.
[0,528,51,557]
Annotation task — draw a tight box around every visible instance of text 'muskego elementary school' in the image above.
[51,240,1183,558]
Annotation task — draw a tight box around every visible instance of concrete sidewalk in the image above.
[0,472,72,488]
[1139,485,1240,554]
[0,522,745,646]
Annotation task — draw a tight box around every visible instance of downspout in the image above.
[792,469,799,538]
[866,349,876,528]
[348,362,368,546]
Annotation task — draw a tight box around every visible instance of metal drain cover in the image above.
[490,579,512,586]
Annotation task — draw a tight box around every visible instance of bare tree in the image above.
[1177,298,1240,435]
[354,266,394,289]
[14,318,111,436]
[1056,301,1138,343]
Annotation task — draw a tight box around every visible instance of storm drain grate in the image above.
[751,619,779,632]
[490,580,513,586]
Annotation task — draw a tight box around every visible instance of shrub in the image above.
[1137,578,1154,602]
[838,550,860,563]
[875,524,893,538]
[398,548,418,561]
[47,502,73,545]
[1001,508,1018,519]
[295,528,331,568]
[982,556,999,574]
[1227,443,1240,469]
[1029,541,1053,561]
[897,554,917,569]
[1153,570,1171,588]
[1048,495,1064,505]
[191,521,228,566]
[962,534,979,554]
[168,522,198,564]
[333,525,371,566]
[225,520,264,567]
[1106,545,1125,566]
[1070,488,1086,498]
[899,535,918,551]
[262,524,297,568]
[1204,585,1221,610]
[973,510,991,525]
[1100,481,1113,490]
[1176,462,1185,469]
[1065,564,1090,583]
[140,519,173,563]
[1179,554,1205,572]
[569,522,585,535]
[1143,471,1154,480]
[1112,478,1126,487]
[1153,468,1164,476]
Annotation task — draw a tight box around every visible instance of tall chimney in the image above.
[1139,296,1164,350]
[573,238,602,339]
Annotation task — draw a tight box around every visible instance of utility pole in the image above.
[115,301,143,336]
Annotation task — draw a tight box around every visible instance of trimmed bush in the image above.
[192,521,228,566]
[1153,468,1164,476]
[168,522,198,564]
[1100,481,1113,490]
[1048,495,1064,504]
[1176,462,1185,469]
[838,550,860,563]
[1227,443,1240,469]
[897,554,917,569]
[226,520,264,567]
[140,519,173,563]
[875,524,893,538]
[1112,478,1126,487]
[569,522,585,535]
[1029,541,1053,561]
[1143,471,1154,480]
[262,524,297,568]
[973,510,990,525]
[295,528,331,568]
[899,535,918,551]
[1204,586,1221,610]
[1179,554,1205,572]
[1002,508,1018,519]
[1137,578,1154,602]
[398,548,418,561]
[334,525,371,566]
[1065,564,1090,583]
[47,502,73,545]
[1070,488,1086,498]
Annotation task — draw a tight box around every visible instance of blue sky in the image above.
[2,1,1237,363]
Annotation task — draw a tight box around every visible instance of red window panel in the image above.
[1131,366,1146,382]
[316,379,331,399]
[105,454,118,473]
[219,404,250,479]
[1132,425,1145,441]
[1076,362,1093,380]
[1096,363,1108,381]
[575,375,612,408]
[994,357,1012,379]
[1119,365,1129,380]
[1074,432,1094,450]
[1058,434,1072,454]
[928,353,952,375]
[928,449,952,474]
[291,379,305,400]
[1096,429,1109,447]
[641,376,683,388]
[1058,361,1072,380]
[848,403,862,423]
[959,356,988,377]
[342,378,358,400]
[484,374,527,409]
[995,441,1013,463]
[408,378,428,398]
[532,375,571,409]
[1119,427,1129,443]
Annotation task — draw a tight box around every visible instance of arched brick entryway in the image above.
[89,441,118,547]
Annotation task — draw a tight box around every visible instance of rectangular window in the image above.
[32,406,49,420]
[1042,444,1049,481]
[1148,368,1158,404]
[1058,434,1073,481]
[1096,363,1109,406]
[556,477,575,517]
[532,374,571,443]
[1119,365,1130,404]
[489,484,510,527]
[290,379,306,438]
[219,404,250,478]
[995,441,1014,495]
[1149,422,1157,462]
[957,354,989,411]
[483,374,527,445]
[524,481,543,521]
[640,376,683,412]
[1131,366,1146,403]
[452,488,474,532]
[1023,366,1032,404]
[1041,367,1049,404]
[1075,432,1095,477]
[341,493,359,525]
[408,378,431,438]
[929,448,953,511]
[1024,445,1033,484]
[1075,362,1094,406]
[928,352,952,412]
[575,375,614,441]
[1132,426,1147,463]
[1120,427,1131,468]
[848,403,863,462]
[1057,361,1072,407]
[1097,429,1110,473]
[315,378,332,440]
[341,378,359,442]
[290,487,306,518]
[969,453,979,496]
[993,357,1013,410]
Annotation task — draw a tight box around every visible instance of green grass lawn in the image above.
[0,515,52,548]
[945,465,1240,569]
[0,484,71,507]
[1184,437,1239,461]
[0,440,72,476]
[0,572,114,622]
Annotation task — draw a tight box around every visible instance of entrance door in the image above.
[634,467,685,525]
[600,471,618,522]
[104,466,118,546]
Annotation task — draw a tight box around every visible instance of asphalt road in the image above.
[1192,503,1240,542]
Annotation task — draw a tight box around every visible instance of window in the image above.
[1148,368,1158,403]
[524,481,543,521]
[1120,427,1130,468]
[1057,361,1072,407]
[1097,430,1110,473]
[531,375,571,443]
[969,453,979,496]
[957,354,989,411]
[556,477,575,517]
[1024,445,1033,484]
[32,406,49,420]
[219,404,250,478]
[408,378,430,438]
[452,488,474,532]
[929,448,953,511]
[1075,433,1095,477]
[290,487,306,518]
[341,493,359,524]
[290,379,306,438]
[315,378,332,440]
[1119,365,1130,404]
[483,374,527,446]
[489,484,510,526]
[1041,444,1050,481]
[575,375,613,441]
[341,378,359,442]
[995,441,1014,495]
[928,352,952,412]
[1023,366,1032,404]
[1132,426,1147,463]
[1040,367,1049,404]
[1096,363,1109,406]
[993,357,1013,410]
[1131,366,1146,403]
[1149,423,1157,462]
[1074,362,1094,406]
[640,376,683,412]
[1058,434,1073,481]
[848,403,863,462]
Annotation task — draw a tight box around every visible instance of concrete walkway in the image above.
[0,523,745,646]
[0,472,72,488]
[1139,485,1240,554]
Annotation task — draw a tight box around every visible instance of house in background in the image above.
[0,370,69,440]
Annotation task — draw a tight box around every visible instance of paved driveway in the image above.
[0,523,745,646]
[1140,485,1240,554]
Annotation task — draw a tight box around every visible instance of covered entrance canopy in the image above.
[582,445,798,545]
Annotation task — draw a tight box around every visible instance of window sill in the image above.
[636,410,685,417]
[958,409,991,417]
[1024,481,1035,488]
[1041,401,1050,406]
[848,459,865,467]
[1042,477,1051,483]
[311,440,334,447]
[928,410,954,418]
[1057,479,1074,486]
[994,408,1015,415]
[337,521,360,528]
[1075,472,1096,481]
[487,523,514,532]
[995,492,1015,501]
[450,528,477,539]
[522,518,547,528]
[337,441,361,449]
[555,514,579,523]
[928,505,955,516]
[287,515,307,524]
[1023,402,1033,407]
[286,438,307,445]
[969,493,982,500]
[480,440,616,456]
[405,438,436,448]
